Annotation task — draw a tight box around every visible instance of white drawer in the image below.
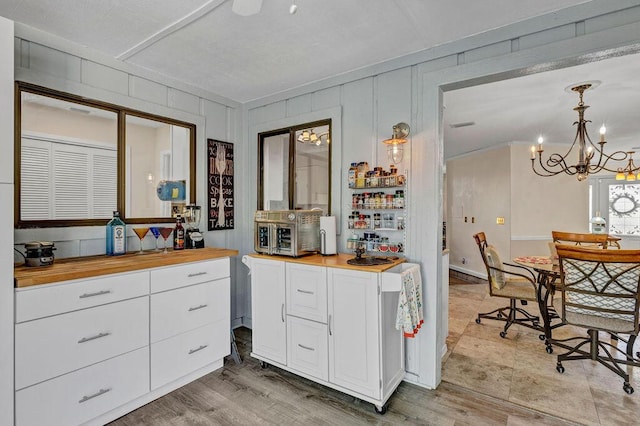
[151,278,230,343]
[15,271,149,323]
[15,347,149,426]
[151,321,229,390]
[15,296,149,390]
[286,263,327,323]
[150,258,230,293]
[287,316,328,381]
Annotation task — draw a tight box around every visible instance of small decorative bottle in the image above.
[106,211,126,255]
[173,215,185,250]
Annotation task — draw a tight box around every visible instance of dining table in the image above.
[512,255,562,353]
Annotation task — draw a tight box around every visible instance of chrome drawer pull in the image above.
[188,304,208,312]
[188,272,208,278]
[296,289,314,295]
[79,290,111,299]
[298,344,315,351]
[78,387,111,404]
[78,332,111,344]
[188,344,208,355]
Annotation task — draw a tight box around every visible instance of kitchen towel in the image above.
[395,265,424,338]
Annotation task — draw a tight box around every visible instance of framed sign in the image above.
[207,139,234,230]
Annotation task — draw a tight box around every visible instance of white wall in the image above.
[0,15,13,426]
[447,145,511,276]
[244,2,640,389]
[11,23,247,327]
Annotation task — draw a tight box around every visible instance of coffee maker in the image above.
[183,204,205,249]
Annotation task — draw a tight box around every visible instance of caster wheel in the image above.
[546,345,553,354]
[624,383,634,395]
[499,331,507,338]
[539,334,545,341]
[556,364,565,374]
[259,361,268,369]
[475,318,481,324]
[374,405,387,415]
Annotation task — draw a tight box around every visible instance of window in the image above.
[591,176,640,236]
[16,82,195,227]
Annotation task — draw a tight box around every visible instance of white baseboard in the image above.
[449,264,486,280]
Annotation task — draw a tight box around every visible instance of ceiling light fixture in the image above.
[297,129,329,146]
[289,1,298,14]
[531,82,633,181]
[382,122,410,163]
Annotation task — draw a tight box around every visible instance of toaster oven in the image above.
[254,210,322,257]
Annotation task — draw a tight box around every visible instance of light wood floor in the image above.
[109,327,582,425]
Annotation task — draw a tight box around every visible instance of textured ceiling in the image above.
[6,0,636,161]
[0,0,591,103]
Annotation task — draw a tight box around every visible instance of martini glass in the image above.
[149,227,161,251]
[133,227,149,254]
[159,227,173,254]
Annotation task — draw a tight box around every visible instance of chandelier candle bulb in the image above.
[600,124,606,142]
[530,145,535,159]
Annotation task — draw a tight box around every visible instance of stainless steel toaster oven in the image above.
[254,210,322,257]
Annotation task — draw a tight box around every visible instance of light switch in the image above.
[496,217,505,225]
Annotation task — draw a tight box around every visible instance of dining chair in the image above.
[551,231,610,248]
[553,244,640,394]
[473,232,541,338]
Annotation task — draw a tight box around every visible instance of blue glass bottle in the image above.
[106,211,127,255]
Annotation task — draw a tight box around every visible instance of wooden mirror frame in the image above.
[14,82,196,228]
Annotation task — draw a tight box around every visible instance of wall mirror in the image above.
[258,120,331,212]
[16,82,195,227]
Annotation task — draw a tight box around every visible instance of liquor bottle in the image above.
[106,211,126,255]
[173,215,185,250]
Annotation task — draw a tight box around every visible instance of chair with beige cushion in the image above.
[553,244,640,394]
[473,232,541,338]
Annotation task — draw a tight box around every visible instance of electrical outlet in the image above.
[464,216,468,223]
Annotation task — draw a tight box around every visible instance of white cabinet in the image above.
[250,257,287,365]
[14,256,233,426]
[149,260,230,390]
[247,255,404,412]
[16,347,149,426]
[327,268,380,398]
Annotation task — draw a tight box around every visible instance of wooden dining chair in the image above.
[473,232,541,338]
[551,231,610,249]
[553,244,640,394]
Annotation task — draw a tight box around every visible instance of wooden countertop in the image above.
[15,247,239,288]
[247,253,405,272]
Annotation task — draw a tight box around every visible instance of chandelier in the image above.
[297,129,329,146]
[530,82,636,181]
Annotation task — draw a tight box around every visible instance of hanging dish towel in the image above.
[395,264,424,337]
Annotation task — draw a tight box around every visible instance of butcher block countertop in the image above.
[248,253,405,272]
[15,247,239,288]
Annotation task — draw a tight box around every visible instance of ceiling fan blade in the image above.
[232,0,263,16]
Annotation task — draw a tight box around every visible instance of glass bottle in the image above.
[173,215,185,250]
[348,162,358,188]
[106,211,126,256]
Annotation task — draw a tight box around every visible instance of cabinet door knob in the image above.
[78,388,111,404]
[188,304,208,312]
[188,344,208,355]
[79,290,111,299]
[329,314,333,336]
[77,332,111,344]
